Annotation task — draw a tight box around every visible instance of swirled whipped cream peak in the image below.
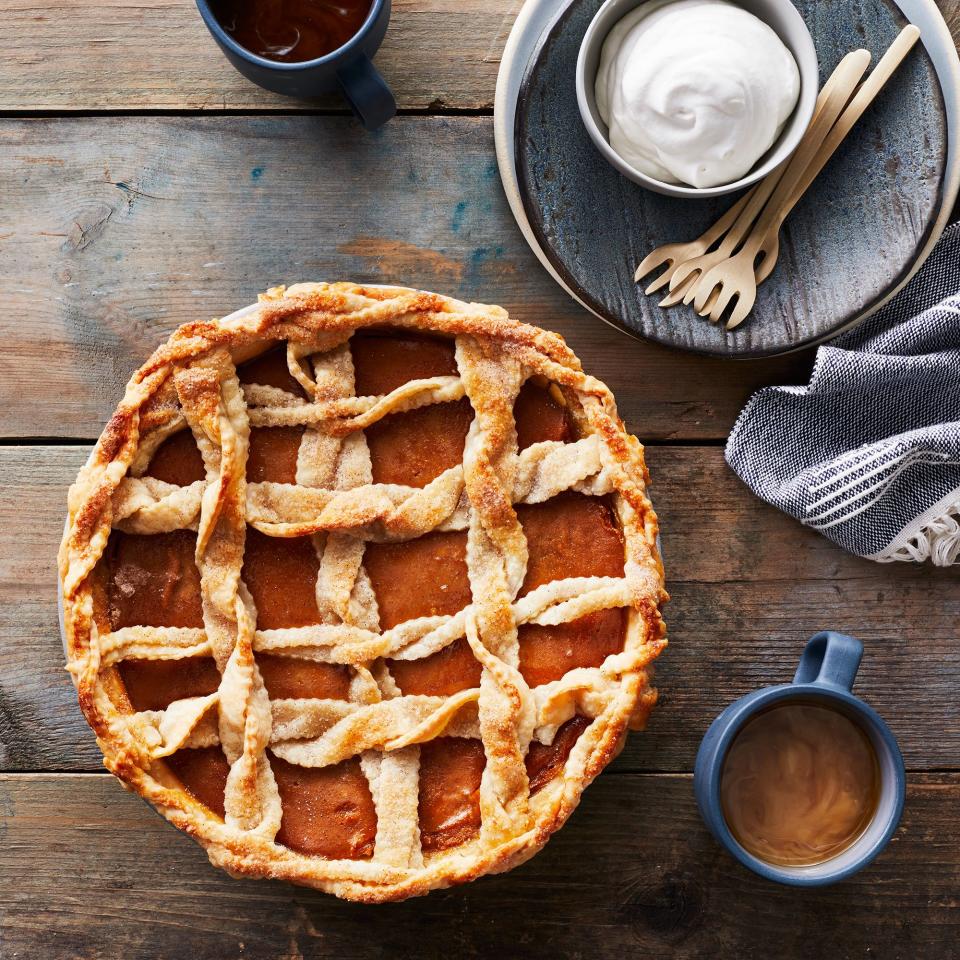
[594,0,801,188]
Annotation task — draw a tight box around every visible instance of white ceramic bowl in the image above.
[576,0,819,198]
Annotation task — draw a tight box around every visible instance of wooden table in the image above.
[3,2,960,956]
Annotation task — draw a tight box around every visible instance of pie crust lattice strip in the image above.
[59,283,668,902]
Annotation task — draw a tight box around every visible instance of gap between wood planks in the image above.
[0,107,496,119]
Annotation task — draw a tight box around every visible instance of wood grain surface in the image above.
[0,115,813,441]
[1,0,521,111]
[5,0,959,113]
[3,772,959,959]
[3,1,960,955]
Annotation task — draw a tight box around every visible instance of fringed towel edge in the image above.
[872,482,960,565]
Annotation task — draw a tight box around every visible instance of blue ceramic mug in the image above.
[195,0,396,130]
[694,631,905,886]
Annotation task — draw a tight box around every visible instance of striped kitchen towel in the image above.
[726,221,960,564]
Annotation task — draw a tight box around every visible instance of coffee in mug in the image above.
[720,700,880,866]
[209,0,374,62]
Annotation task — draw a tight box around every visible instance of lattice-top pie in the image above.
[59,283,667,901]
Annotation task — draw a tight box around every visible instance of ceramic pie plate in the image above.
[495,0,960,357]
[57,284,667,900]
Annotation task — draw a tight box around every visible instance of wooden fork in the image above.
[664,49,870,312]
[695,27,920,329]
[658,163,788,308]
[634,190,752,295]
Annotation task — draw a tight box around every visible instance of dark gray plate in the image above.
[516,0,960,357]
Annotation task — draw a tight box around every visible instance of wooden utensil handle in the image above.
[779,25,922,219]
[745,49,873,252]
[717,159,790,253]
[694,74,830,257]
[697,189,754,246]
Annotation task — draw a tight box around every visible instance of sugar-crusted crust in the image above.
[58,283,668,902]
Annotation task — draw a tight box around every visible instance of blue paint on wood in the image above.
[251,167,264,181]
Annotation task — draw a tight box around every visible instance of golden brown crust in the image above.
[59,283,668,902]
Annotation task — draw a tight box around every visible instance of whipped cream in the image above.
[594,0,800,188]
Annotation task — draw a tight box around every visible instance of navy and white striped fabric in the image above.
[726,222,960,564]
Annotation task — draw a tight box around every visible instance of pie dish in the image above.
[58,282,667,902]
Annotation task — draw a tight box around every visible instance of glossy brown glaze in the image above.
[351,330,459,394]
[514,380,572,450]
[239,346,308,485]
[166,747,231,819]
[271,755,377,859]
[516,493,626,687]
[366,401,473,487]
[387,637,482,697]
[353,331,472,488]
[108,528,229,824]
[518,493,625,591]
[418,737,486,852]
[256,653,351,701]
[237,345,307,397]
[526,715,592,794]
[144,430,206,486]
[248,425,304,484]
[108,530,204,630]
[364,530,471,629]
[518,611,626,688]
[120,657,220,712]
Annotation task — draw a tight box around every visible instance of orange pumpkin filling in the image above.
[145,430,206,486]
[106,335,626,857]
[239,343,307,485]
[272,755,377,859]
[526,715,593,793]
[241,528,321,630]
[517,493,626,687]
[108,529,204,630]
[166,747,231,820]
[418,737,486,852]
[353,331,473,488]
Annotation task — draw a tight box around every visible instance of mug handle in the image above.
[337,54,396,131]
[793,631,864,691]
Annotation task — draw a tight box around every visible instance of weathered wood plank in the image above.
[4,446,958,772]
[2,772,958,958]
[0,116,813,441]
[4,0,959,113]
[0,0,519,111]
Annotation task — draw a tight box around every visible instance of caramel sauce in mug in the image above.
[720,702,880,867]
[209,0,374,62]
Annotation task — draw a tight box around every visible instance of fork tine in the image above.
[667,259,699,293]
[634,248,673,282]
[697,290,720,318]
[707,284,737,323]
[725,287,757,329]
[692,267,720,312]
[696,286,720,318]
[682,274,704,306]
[644,266,675,295]
[658,272,697,308]
[754,238,780,285]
